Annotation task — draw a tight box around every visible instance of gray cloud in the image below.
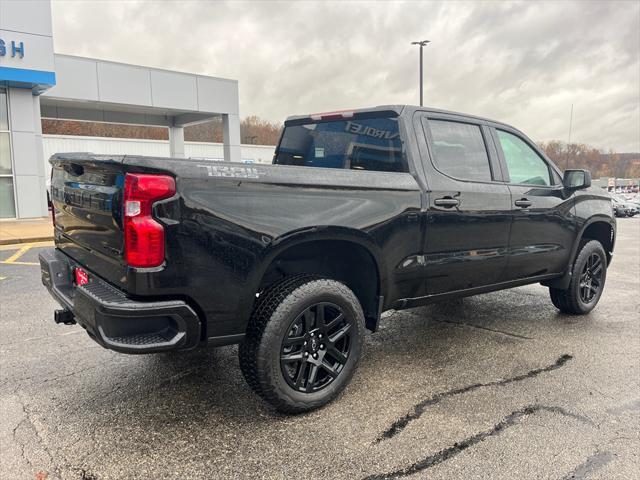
[51,0,639,151]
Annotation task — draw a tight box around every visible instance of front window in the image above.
[497,130,552,186]
[274,117,406,172]
[0,87,16,218]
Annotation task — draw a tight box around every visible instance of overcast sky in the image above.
[51,0,639,151]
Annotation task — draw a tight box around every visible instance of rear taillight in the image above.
[123,173,175,268]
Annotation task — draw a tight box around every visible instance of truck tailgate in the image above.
[50,154,128,289]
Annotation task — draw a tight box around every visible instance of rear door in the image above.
[417,113,512,295]
[491,127,575,280]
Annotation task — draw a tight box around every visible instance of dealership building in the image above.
[0,0,261,219]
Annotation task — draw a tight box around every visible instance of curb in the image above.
[0,236,54,246]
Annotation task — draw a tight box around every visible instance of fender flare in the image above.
[236,226,387,326]
[542,215,615,290]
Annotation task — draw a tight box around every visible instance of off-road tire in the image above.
[239,275,366,413]
[549,239,607,315]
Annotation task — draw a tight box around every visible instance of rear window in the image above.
[273,117,406,172]
[426,119,493,182]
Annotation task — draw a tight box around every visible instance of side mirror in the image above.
[563,169,591,190]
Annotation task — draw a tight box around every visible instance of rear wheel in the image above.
[239,276,365,413]
[549,240,607,314]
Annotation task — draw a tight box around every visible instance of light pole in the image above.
[411,40,430,106]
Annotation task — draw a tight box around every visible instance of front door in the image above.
[418,115,512,295]
[491,128,576,281]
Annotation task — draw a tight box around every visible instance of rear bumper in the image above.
[39,249,201,354]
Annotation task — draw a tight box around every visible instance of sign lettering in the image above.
[0,39,25,58]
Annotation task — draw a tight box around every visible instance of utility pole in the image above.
[411,40,430,106]
[565,103,574,170]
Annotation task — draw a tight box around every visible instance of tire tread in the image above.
[239,275,364,413]
[549,239,607,315]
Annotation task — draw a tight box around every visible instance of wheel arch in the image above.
[242,227,386,332]
[543,215,615,290]
[579,218,615,264]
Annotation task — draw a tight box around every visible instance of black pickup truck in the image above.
[41,105,615,412]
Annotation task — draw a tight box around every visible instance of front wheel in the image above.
[239,276,365,413]
[549,239,607,315]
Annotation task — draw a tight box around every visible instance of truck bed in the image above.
[50,153,422,340]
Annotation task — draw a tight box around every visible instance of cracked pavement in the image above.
[1,219,638,480]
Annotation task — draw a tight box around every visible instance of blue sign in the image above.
[0,38,55,94]
[0,39,25,58]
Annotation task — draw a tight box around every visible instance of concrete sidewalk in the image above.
[0,217,53,245]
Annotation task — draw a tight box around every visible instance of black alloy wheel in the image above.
[239,275,365,413]
[579,253,604,304]
[549,239,607,315]
[280,302,352,393]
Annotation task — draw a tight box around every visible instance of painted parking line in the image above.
[0,243,41,266]
[0,260,40,266]
[0,240,53,251]
[4,244,32,263]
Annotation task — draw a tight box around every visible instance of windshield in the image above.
[274,117,406,172]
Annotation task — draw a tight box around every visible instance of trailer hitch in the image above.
[54,309,76,325]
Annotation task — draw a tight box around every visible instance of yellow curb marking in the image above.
[0,276,6,280]
[4,244,33,263]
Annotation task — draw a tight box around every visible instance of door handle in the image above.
[434,197,460,208]
[514,198,532,208]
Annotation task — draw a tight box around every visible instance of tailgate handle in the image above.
[514,198,532,208]
[434,197,460,208]
[63,163,84,176]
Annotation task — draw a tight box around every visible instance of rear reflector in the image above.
[124,173,176,268]
[74,267,89,286]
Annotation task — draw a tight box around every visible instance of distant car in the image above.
[628,198,640,216]
[611,195,636,217]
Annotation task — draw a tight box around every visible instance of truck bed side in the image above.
[50,154,422,341]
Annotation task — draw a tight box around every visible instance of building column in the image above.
[9,88,48,218]
[169,126,185,158]
[222,114,241,163]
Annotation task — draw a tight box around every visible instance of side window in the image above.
[425,119,492,182]
[496,130,552,186]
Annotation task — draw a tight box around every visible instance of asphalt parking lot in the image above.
[1,220,638,480]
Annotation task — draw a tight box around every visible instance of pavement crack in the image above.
[375,354,573,443]
[436,319,534,340]
[535,405,595,426]
[365,404,589,480]
[11,395,65,479]
[559,450,615,480]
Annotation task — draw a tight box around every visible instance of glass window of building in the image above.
[0,88,16,218]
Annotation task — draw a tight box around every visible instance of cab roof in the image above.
[285,105,513,130]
